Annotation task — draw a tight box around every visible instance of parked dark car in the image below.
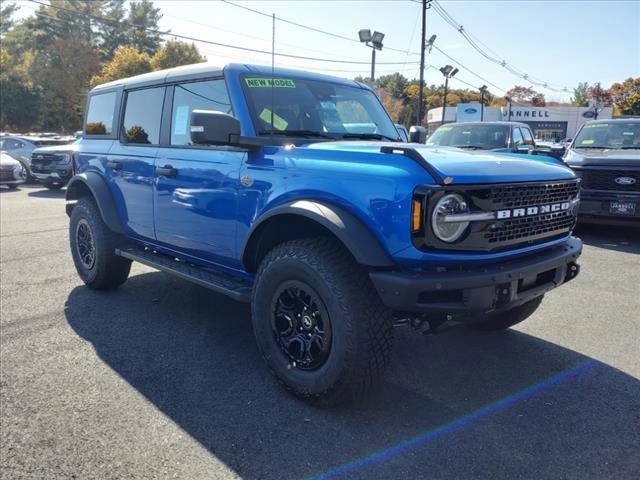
[564,118,639,226]
[30,141,80,189]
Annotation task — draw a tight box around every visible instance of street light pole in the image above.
[371,48,375,82]
[439,65,458,125]
[479,85,488,121]
[358,29,384,85]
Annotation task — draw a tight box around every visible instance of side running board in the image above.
[380,146,446,185]
[116,247,252,302]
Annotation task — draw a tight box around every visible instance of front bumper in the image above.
[31,170,71,184]
[370,236,582,315]
[578,190,640,226]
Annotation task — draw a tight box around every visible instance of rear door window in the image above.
[122,87,165,145]
[171,79,232,145]
[85,92,117,135]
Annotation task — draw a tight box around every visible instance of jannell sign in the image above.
[502,108,552,119]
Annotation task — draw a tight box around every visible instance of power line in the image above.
[430,0,568,93]
[26,0,419,66]
[220,0,507,95]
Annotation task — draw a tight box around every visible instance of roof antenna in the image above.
[270,12,275,137]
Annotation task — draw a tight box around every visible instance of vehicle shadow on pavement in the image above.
[575,224,640,254]
[26,188,66,199]
[65,272,640,480]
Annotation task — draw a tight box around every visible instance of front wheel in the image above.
[252,238,393,405]
[69,197,131,289]
[469,296,544,331]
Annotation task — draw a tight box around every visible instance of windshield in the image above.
[427,124,510,149]
[242,76,400,141]
[573,122,640,149]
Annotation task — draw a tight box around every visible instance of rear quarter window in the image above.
[85,92,117,135]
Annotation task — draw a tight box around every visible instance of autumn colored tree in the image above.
[504,85,546,106]
[608,78,640,115]
[150,40,205,70]
[91,47,152,86]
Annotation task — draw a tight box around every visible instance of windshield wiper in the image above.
[452,145,489,150]
[258,129,334,139]
[340,133,399,142]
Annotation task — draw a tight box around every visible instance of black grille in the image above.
[0,168,15,181]
[485,211,576,243]
[579,169,640,192]
[415,179,581,252]
[489,181,580,208]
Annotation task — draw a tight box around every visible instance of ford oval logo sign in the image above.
[582,111,596,118]
[464,108,478,114]
[615,176,636,185]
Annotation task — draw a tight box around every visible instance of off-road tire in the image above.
[69,197,131,289]
[252,237,393,406]
[469,296,544,331]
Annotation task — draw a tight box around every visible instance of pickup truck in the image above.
[564,118,639,226]
[66,63,583,404]
[427,121,566,160]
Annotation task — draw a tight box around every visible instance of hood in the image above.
[305,141,575,184]
[0,152,21,167]
[565,147,640,167]
[32,143,79,154]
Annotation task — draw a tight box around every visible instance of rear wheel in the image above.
[469,296,544,331]
[252,237,394,405]
[69,197,131,289]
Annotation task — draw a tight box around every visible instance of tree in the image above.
[377,73,409,99]
[587,84,613,107]
[0,2,18,37]
[128,0,163,56]
[99,0,129,60]
[607,78,639,114]
[91,47,152,86]
[150,40,205,70]
[571,82,589,107]
[504,85,546,106]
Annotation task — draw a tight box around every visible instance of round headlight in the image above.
[431,193,470,243]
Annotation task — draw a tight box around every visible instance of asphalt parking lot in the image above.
[1,184,639,480]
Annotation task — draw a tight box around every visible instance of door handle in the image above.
[107,160,122,170]
[156,165,178,176]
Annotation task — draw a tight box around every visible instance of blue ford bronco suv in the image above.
[67,63,582,404]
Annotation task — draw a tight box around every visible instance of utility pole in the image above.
[594,82,601,120]
[417,0,430,126]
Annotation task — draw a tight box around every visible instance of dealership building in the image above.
[426,104,614,141]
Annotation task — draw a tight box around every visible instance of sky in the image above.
[16,0,640,102]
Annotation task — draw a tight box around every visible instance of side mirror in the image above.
[190,110,241,146]
[409,125,427,143]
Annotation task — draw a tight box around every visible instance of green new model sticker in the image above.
[245,77,296,88]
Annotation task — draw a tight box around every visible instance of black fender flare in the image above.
[241,200,395,271]
[65,172,125,234]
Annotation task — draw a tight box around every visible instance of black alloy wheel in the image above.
[75,218,96,270]
[271,281,332,370]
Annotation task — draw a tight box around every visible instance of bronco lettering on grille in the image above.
[496,202,571,219]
